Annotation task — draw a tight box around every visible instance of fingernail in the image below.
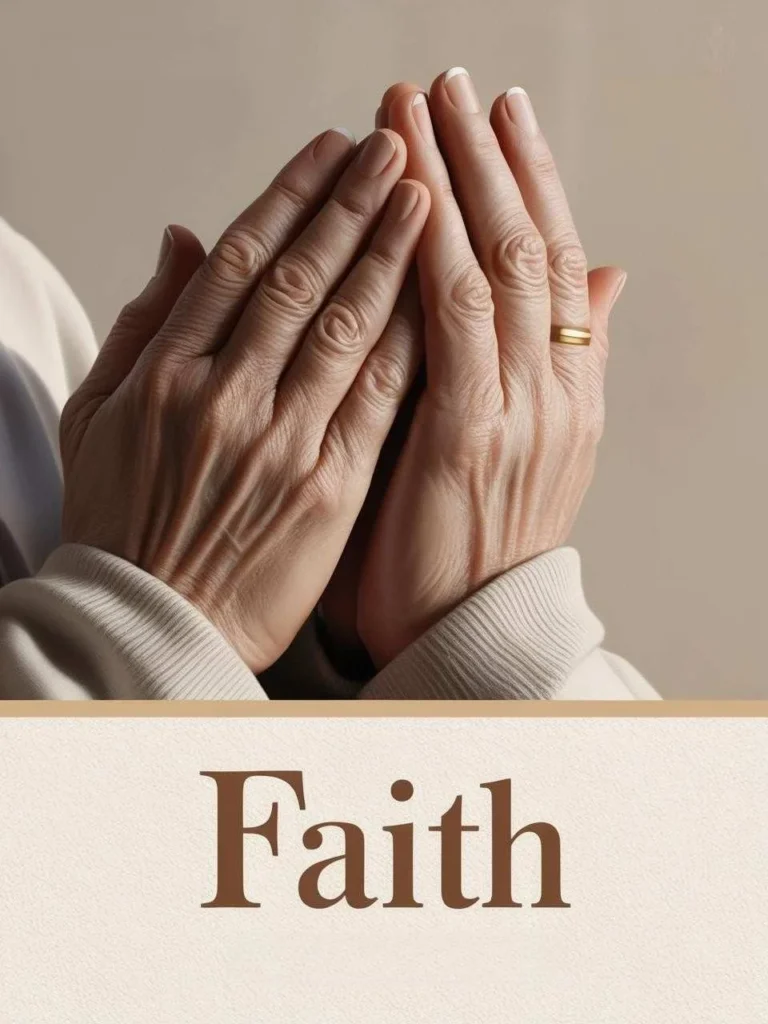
[314,126,356,161]
[155,226,174,276]
[411,93,436,145]
[504,87,539,134]
[356,130,398,177]
[612,271,628,307]
[330,126,356,145]
[388,180,421,222]
[444,67,480,113]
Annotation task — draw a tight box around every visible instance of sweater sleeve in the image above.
[0,543,655,702]
[357,548,658,700]
[0,218,99,584]
[0,544,265,700]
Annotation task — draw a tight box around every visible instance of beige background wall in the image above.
[2,0,766,697]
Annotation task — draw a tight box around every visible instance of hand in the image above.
[60,127,430,671]
[355,72,627,667]
[319,102,426,660]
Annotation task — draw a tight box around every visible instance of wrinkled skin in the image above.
[61,127,431,671]
[322,73,627,668]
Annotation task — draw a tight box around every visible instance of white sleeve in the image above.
[0,217,98,581]
[0,217,97,412]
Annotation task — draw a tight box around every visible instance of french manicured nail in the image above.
[504,87,539,134]
[612,272,628,307]
[444,67,480,113]
[411,93,436,144]
[388,180,421,222]
[155,226,174,276]
[314,126,356,161]
[356,129,398,177]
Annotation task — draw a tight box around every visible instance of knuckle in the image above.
[493,226,549,292]
[261,250,326,315]
[313,297,368,361]
[446,262,494,327]
[360,351,409,406]
[472,128,506,161]
[366,243,403,276]
[207,227,271,288]
[329,189,372,226]
[532,147,558,183]
[549,240,588,295]
[310,437,353,505]
[520,136,558,183]
[269,176,309,216]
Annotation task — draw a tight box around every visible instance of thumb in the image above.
[588,266,627,331]
[587,266,627,368]
[61,224,205,462]
[81,224,206,403]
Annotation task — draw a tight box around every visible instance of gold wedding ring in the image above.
[550,326,592,346]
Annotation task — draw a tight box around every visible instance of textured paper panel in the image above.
[0,716,765,1021]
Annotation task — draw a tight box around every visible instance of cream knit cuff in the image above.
[358,548,605,700]
[0,544,264,700]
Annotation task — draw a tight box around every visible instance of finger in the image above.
[385,86,500,404]
[490,88,591,382]
[278,178,430,424]
[79,225,205,403]
[318,265,424,655]
[378,81,424,135]
[379,81,424,125]
[587,266,626,385]
[221,129,408,384]
[356,268,424,489]
[428,68,551,376]
[144,127,357,363]
[322,260,425,480]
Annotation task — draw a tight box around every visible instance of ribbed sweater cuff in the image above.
[358,548,605,700]
[6,544,264,700]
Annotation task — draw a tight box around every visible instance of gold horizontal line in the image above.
[0,700,765,718]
